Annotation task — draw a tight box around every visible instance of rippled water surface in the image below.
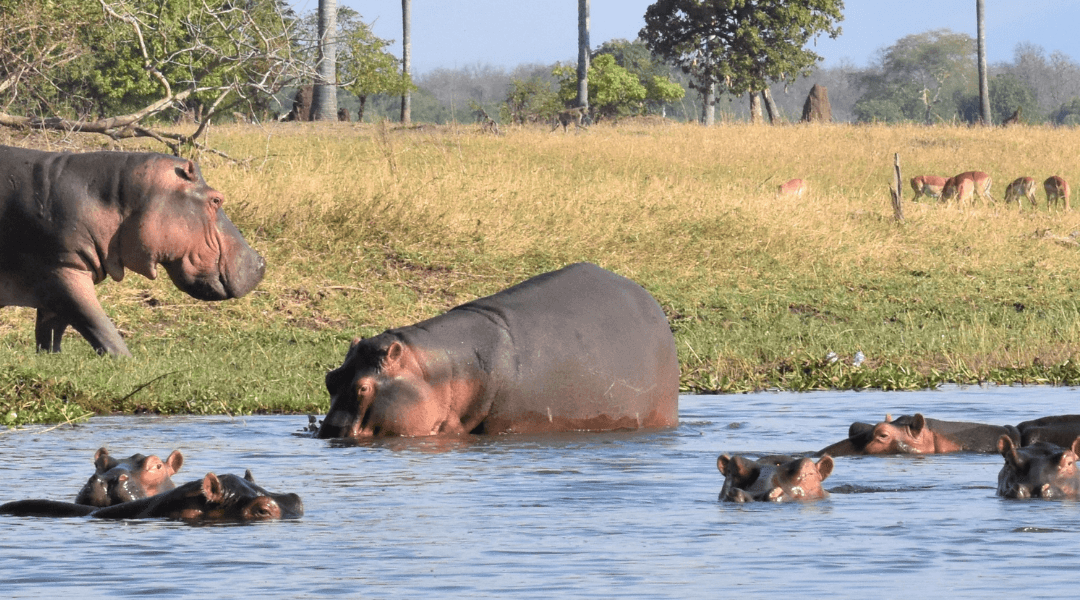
[3,386,1080,598]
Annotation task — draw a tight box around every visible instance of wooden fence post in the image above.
[890,153,905,223]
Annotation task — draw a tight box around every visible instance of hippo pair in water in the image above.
[1,447,302,522]
[1,471,303,521]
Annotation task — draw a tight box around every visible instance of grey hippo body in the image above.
[317,262,679,438]
[0,145,265,356]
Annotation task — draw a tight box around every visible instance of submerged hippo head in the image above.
[997,435,1080,500]
[75,447,184,507]
[861,414,941,454]
[318,335,460,439]
[717,454,834,503]
[90,470,304,522]
[118,156,265,301]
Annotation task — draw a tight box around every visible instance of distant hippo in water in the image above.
[74,447,183,507]
[1,470,303,522]
[717,454,834,502]
[317,262,679,438]
[817,414,1020,456]
[0,145,265,356]
[1016,415,1080,448]
[997,435,1080,500]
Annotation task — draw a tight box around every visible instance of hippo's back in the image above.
[457,262,679,433]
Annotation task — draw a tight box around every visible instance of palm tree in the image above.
[313,0,338,120]
[976,0,990,124]
[577,0,589,110]
[400,0,411,124]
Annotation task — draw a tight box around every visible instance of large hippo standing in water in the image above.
[0,145,265,356]
[317,263,679,438]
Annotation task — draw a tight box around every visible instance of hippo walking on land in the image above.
[816,414,1020,456]
[1,470,303,522]
[317,262,679,438]
[0,145,265,356]
[717,454,834,502]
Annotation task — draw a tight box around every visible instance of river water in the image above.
[2,385,1080,599]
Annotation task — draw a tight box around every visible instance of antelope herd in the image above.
[910,171,1071,210]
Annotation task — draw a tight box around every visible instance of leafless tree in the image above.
[0,0,315,156]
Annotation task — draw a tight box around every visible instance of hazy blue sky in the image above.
[291,1,1080,75]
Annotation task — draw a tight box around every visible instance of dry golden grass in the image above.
[6,119,1080,423]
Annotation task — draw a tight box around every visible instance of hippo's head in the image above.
[117,156,265,301]
[169,471,304,521]
[862,414,936,454]
[997,436,1080,500]
[75,447,184,507]
[318,335,452,439]
[717,454,834,502]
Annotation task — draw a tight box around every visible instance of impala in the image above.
[1044,176,1071,211]
[1003,176,1038,208]
[910,175,948,201]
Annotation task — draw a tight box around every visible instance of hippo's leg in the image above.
[34,309,68,353]
[42,271,131,357]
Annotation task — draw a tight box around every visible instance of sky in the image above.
[290,0,1080,76]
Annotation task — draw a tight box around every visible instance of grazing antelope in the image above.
[777,178,807,198]
[910,175,948,201]
[1003,176,1038,208]
[1044,176,1071,211]
[941,171,993,206]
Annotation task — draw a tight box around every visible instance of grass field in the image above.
[4,120,1080,426]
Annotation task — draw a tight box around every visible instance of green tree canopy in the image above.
[554,54,647,120]
[331,8,413,121]
[639,0,843,120]
[594,39,685,114]
[852,29,975,124]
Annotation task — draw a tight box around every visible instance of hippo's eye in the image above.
[358,382,372,395]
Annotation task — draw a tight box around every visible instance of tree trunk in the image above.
[976,0,991,125]
[577,0,590,110]
[749,91,763,124]
[701,83,715,126]
[312,0,338,121]
[761,88,779,124]
[358,95,367,122]
[400,0,412,124]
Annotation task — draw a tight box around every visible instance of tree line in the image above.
[3,0,1080,152]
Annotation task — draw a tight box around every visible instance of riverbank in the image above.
[4,120,1080,426]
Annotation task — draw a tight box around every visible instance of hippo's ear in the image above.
[94,447,114,472]
[717,454,731,474]
[201,473,225,503]
[1071,437,1080,458]
[817,455,835,481]
[178,160,199,182]
[998,434,1021,465]
[245,469,256,483]
[350,337,362,348]
[909,413,926,434]
[384,341,405,370]
[165,450,183,475]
